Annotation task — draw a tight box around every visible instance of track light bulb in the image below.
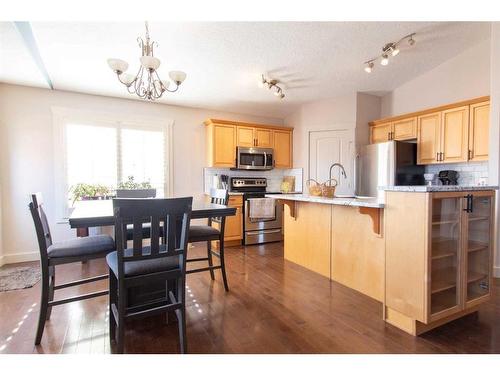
[380,54,389,66]
[364,61,374,73]
[408,37,415,46]
[391,48,400,56]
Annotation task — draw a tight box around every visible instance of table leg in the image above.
[76,227,89,264]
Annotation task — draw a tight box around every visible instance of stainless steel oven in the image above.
[244,196,283,245]
[236,147,274,170]
[230,177,283,245]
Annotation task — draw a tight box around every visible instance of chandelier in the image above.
[107,22,186,100]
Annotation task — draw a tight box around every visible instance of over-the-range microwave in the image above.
[235,146,274,170]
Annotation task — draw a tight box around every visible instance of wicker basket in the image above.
[306,179,322,196]
[321,179,338,198]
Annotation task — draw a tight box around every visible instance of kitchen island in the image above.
[267,187,497,335]
[265,194,385,302]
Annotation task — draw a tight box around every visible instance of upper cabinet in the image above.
[370,97,490,165]
[205,119,293,168]
[370,117,417,143]
[469,101,490,161]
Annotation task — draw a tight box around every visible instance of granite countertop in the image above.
[380,185,499,192]
[265,194,384,208]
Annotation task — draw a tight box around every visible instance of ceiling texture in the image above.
[0,21,491,118]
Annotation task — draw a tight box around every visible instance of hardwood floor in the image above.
[1,242,499,354]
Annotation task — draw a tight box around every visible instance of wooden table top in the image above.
[68,199,236,228]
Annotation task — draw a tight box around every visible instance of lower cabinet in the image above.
[210,194,243,246]
[385,190,494,335]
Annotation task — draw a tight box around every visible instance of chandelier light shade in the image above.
[107,22,186,100]
[363,33,416,73]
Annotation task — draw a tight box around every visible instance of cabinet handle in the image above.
[463,194,473,213]
[468,149,473,160]
[436,152,439,162]
[391,131,394,140]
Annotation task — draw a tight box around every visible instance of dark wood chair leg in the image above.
[165,280,170,325]
[175,276,187,354]
[109,268,117,342]
[206,241,215,280]
[218,239,229,291]
[46,266,55,320]
[116,283,126,354]
[35,265,50,345]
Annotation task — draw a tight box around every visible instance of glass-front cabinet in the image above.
[430,195,462,318]
[465,193,493,307]
[429,191,494,321]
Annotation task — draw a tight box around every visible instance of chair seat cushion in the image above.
[47,234,115,258]
[188,225,221,242]
[106,247,180,277]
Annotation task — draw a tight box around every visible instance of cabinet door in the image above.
[417,113,441,165]
[469,102,489,161]
[393,117,416,140]
[236,126,255,147]
[255,128,273,148]
[429,194,463,321]
[441,106,469,163]
[370,123,392,143]
[464,192,493,308]
[224,206,243,240]
[273,130,292,168]
[213,124,236,167]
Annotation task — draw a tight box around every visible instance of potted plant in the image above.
[117,176,152,190]
[69,183,111,205]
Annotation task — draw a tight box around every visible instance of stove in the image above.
[230,177,284,245]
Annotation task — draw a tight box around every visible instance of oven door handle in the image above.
[246,229,282,235]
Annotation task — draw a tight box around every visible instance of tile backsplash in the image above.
[425,161,489,186]
[203,168,303,194]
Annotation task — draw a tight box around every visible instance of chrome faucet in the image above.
[329,163,347,182]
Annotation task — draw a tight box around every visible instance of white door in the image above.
[309,129,355,196]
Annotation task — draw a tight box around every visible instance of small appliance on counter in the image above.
[438,170,459,185]
[424,173,435,186]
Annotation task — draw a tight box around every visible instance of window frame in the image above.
[52,106,174,222]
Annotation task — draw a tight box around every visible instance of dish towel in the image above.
[249,198,276,219]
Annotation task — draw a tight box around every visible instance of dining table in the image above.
[68,198,236,306]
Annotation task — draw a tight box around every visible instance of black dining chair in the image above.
[107,197,192,354]
[187,188,229,291]
[28,193,115,345]
[116,189,157,241]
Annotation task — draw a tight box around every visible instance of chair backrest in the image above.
[113,197,193,276]
[116,189,157,198]
[209,188,229,223]
[28,193,53,260]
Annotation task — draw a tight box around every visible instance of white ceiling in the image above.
[0,21,491,118]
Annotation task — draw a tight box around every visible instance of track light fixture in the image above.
[258,74,285,99]
[363,33,416,73]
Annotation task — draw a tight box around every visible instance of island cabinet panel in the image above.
[283,202,331,278]
[384,190,494,335]
[331,205,384,302]
[468,101,490,161]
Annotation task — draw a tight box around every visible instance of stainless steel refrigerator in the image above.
[355,141,425,201]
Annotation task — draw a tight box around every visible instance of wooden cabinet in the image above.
[385,190,494,335]
[370,96,490,165]
[370,118,417,143]
[440,106,469,163]
[205,119,293,168]
[393,117,417,140]
[236,126,255,147]
[273,130,292,168]
[469,101,490,161]
[206,122,236,167]
[371,123,393,143]
[211,194,243,246]
[417,113,441,165]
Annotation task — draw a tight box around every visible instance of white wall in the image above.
[356,93,381,147]
[0,83,283,264]
[381,38,491,118]
[489,23,500,277]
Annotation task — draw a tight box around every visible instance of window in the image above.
[53,107,173,220]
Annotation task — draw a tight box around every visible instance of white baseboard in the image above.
[494,266,500,278]
[1,251,39,265]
